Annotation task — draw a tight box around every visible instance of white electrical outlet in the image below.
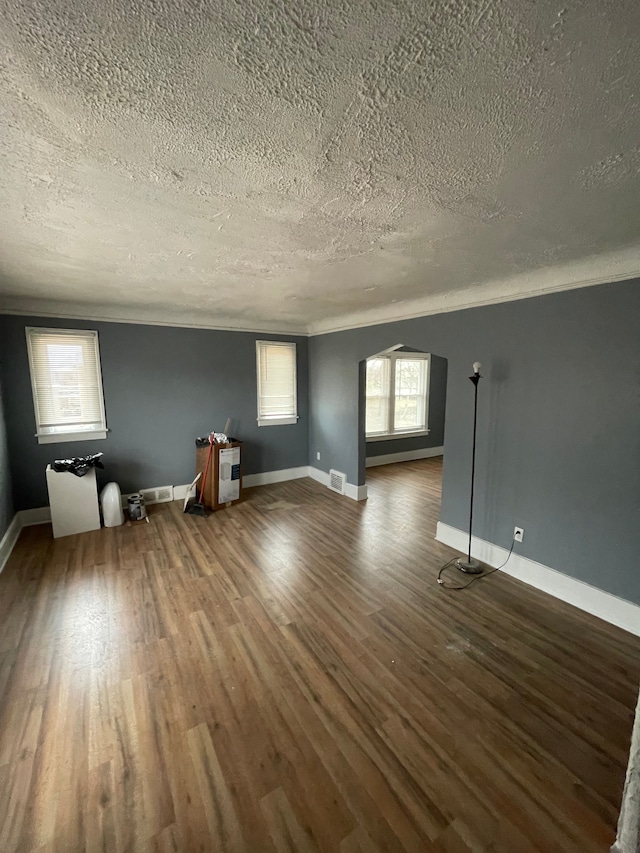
[514,526,524,542]
[316,451,321,460]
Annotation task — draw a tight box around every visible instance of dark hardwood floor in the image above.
[1,457,638,852]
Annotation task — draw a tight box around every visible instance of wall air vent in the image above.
[329,469,346,495]
[140,486,174,505]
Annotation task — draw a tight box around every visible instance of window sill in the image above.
[257,416,298,427]
[366,429,430,443]
[36,429,108,445]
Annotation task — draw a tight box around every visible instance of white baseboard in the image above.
[366,445,444,468]
[308,467,367,501]
[151,471,313,504]
[0,507,52,575]
[308,466,330,488]
[177,464,348,497]
[0,515,22,574]
[173,483,193,502]
[436,521,640,638]
[347,482,368,501]
[243,466,310,488]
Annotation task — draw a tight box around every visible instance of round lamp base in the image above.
[455,558,483,575]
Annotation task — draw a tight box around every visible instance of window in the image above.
[26,327,108,444]
[365,353,429,440]
[256,341,298,426]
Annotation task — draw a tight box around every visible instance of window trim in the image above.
[256,340,299,428]
[366,428,431,443]
[365,352,430,442]
[26,327,108,445]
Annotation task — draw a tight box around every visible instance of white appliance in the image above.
[127,493,147,521]
[100,482,125,527]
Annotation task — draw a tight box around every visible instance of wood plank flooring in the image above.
[1,457,639,852]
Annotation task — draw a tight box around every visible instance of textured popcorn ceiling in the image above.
[1,0,640,334]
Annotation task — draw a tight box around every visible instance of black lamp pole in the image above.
[456,362,483,574]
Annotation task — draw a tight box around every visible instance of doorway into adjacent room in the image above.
[358,344,448,491]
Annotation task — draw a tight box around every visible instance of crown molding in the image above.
[2,251,639,338]
[307,256,640,335]
[0,298,307,337]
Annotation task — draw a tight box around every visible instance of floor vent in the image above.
[329,469,346,495]
[140,486,174,505]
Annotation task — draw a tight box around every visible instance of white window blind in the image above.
[26,327,108,444]
[256,341,298,426]
[365,357,390,435]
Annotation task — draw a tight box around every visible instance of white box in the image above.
[45,465,101,538]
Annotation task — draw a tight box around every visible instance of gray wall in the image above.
[0,315,308,511]
[0,372,13,541]
[365,353,447,458]
[309,279,640,605]
[2,280,639,605]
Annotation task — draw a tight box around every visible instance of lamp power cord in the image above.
[437,539,516,591]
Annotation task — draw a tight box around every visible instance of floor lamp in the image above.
[456,362,484,574]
